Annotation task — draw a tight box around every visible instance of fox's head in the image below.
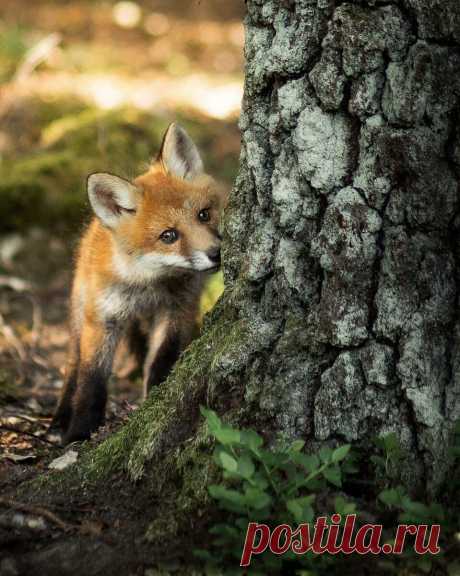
[87,123,227,283]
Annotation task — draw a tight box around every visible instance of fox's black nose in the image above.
[207,247,221,265]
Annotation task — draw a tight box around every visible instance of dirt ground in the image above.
[0,1,243,572]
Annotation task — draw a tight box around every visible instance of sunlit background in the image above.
[0,1,243,418]
[1,0,244,117]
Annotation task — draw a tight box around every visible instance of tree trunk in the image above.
[225,0,460,493]
[16,0,460,568]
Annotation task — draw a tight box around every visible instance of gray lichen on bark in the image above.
[230,0,460,491]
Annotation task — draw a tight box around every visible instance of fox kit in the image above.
[51,123,226,444]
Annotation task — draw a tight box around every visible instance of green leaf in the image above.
[200,406,221,432]
[319,446,332,464]
[212,446,234,471]
[240,430,264,452]
[370,455,385,467]
[383,432,399,451]
[218,451,238,472]
[332,445,350,463]
[193,549,212,560]
[378,488,403,508]
[258,450,279,467]
[208,485,245,505]
[399,499,444,523]
[244,487,272,510]
[342,453,359,475]
[334,496,356,516]
[287,496,315,523]
[416,558,432,574]
[214,426,241,445]
[286,469,307,489]
[323,465,342,487]
[237,454,255,479]
[252,472,269,491]
[235,517,249,531]
[289,439,306,453]
[291,452,320,472]
[209,524,240,538]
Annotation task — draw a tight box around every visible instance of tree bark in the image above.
[224,0,460,493]
[16,0,460,565]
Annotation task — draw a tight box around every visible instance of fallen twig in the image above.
[14,33,62,83]
[29,293,43,348]
[0,412,47,425]
[0,276,32,292]
[0,424,57,446]
[0,497,75,532]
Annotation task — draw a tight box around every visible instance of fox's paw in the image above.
[62,412,105,444]
[62,427,91,445]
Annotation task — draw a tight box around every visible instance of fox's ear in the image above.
[158,123,204,180]
[87,173,139,228]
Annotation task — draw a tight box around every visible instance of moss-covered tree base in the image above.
[4,293,250,573]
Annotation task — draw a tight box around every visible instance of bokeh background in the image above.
[0,0,243,434]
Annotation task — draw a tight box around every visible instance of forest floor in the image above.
[0,1,242,572]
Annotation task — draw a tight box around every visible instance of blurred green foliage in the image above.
[200,271,224,317]
[0,24,28,82]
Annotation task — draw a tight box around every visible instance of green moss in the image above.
[144,424,216,546]
[34,98,88,131]
[16,291,253,568]
[145,510,180,545]
[174,423,215,510]
[0,106,160,234]
[0,179,47,233]
[17,295,246,555]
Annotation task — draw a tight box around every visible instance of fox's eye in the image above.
[159,229,179,244]
[198,208,210,223]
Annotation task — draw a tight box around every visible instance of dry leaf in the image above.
[3,452,36,463]
[49,450,78,470]
[80,519,104,536]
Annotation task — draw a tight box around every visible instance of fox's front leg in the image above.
[50,338,79,434]
[63,320,119,444]
[143,315,198,397]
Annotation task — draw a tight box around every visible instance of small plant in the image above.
[378,485,445,523]
[373,431,460,576]
[196,407,355,574]
[195,414,460,575]
[370,432,402,486]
